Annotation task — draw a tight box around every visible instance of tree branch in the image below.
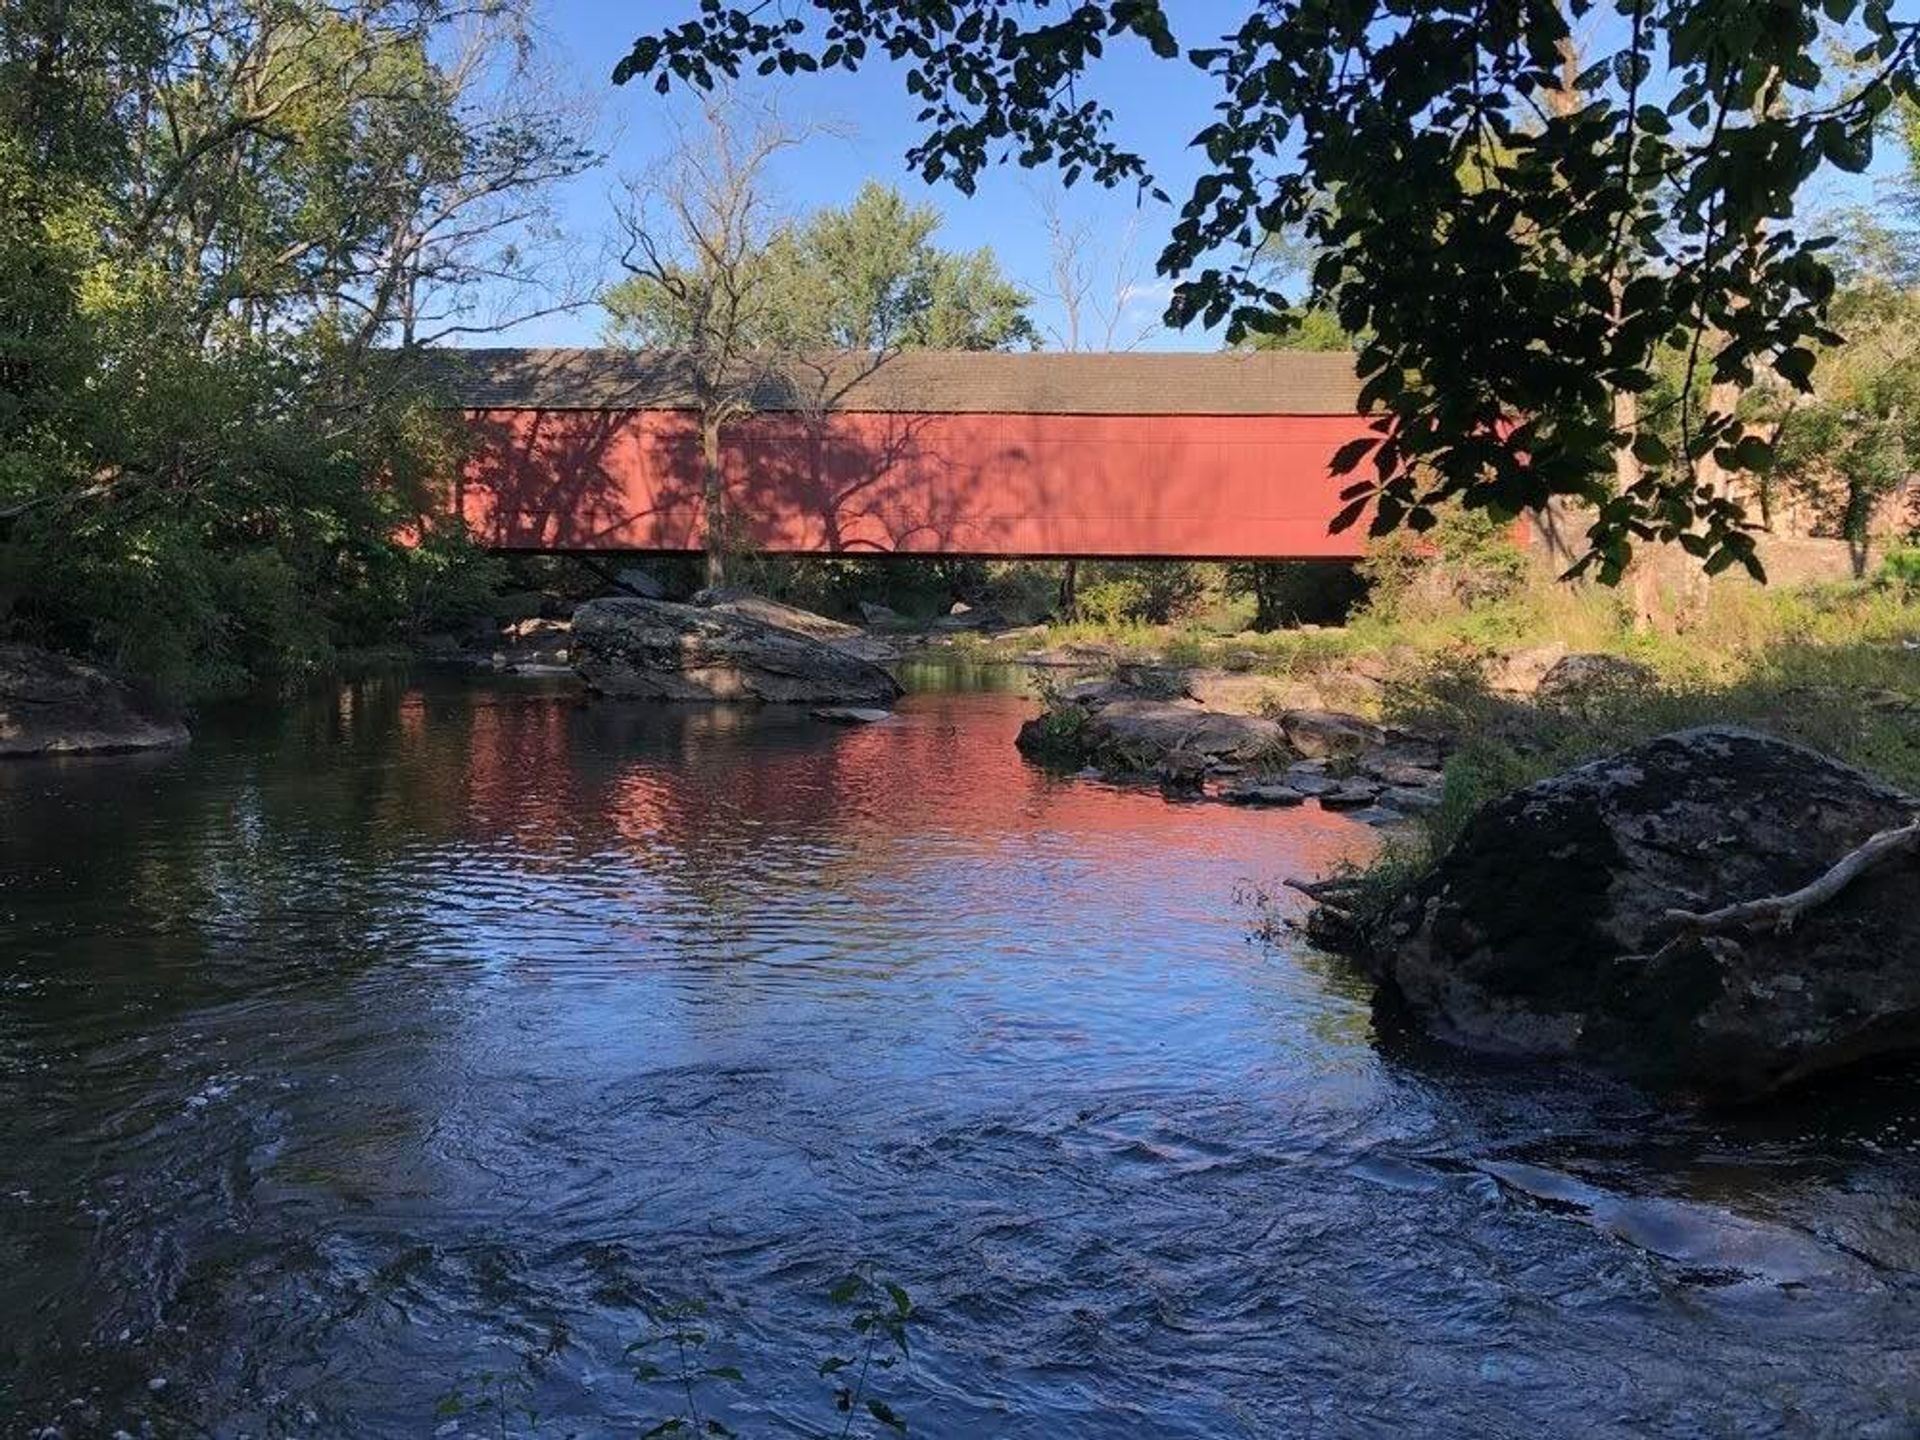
[1663,817,1920,936]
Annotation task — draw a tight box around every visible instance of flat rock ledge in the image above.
[1342,726,1920,1102]
[1016,675,1445,819]
[572,596,903,705]
[0,643,189,757]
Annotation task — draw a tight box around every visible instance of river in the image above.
[2,669,1916,1438]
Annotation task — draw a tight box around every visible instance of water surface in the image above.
[2,672,1916,1437]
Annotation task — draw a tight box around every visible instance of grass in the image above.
[977,570,1920,703]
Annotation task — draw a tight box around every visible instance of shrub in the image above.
[1073,561,1211,624]
[1225,560,1366,630]
[1880,548,1920,591]
[1358,505,1530,623]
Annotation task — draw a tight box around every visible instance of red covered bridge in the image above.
[425,348,1375,559]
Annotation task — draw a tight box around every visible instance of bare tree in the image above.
[1030,185,1163,614]
[357,5,605,353]
[1032,185,1163,355]
[608,93,806,587]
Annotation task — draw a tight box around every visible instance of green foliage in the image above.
[1247,306,1355,354]
[0,0,584,697]
[624,1268,918,1440]
[1356,506,1530,625]
[1763,279,1920,567]
[1224,560,1365,631]
[761,181,1035,351]
[605,179,1034,354]
[614,1,1920,582]
[1882,548,1920,589]
[1073,562,1209,626]
[1019,673,1095,763]
[1318,620,1920,942]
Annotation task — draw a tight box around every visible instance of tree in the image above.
[605,94,804,588]
[1766,277,1919,575]
[756,180,1036,351]
[1033,185,1161,354]
[613,2,1919,585]
[1028,183,1161,616]
[605,151,1036,586]
[0,0,593,694]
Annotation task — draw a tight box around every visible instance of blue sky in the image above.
[503,1,1906,353]
[501,1,1233,350]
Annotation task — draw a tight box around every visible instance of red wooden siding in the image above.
[455,407,1375,559]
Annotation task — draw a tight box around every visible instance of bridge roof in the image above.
[417,347,1364,416]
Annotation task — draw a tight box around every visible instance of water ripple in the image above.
[0,674,1915,1438]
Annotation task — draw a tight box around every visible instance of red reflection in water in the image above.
[383,684,1374,887]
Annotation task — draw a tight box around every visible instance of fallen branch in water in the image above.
[1284,874,1367,912]
[1663,815,1920,936]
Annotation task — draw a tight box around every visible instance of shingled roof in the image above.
[413,347,1365,416]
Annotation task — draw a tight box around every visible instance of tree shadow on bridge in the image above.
[450,347,1367,561]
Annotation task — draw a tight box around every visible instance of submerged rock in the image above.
[1222,782,1308,807]
[812,706,893,724]
[1372,726,1920,1100]
[572,597,902,705]
[0,644,188,757]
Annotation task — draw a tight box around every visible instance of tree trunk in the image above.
[1693,373,1745,503]
[1611,385,1665,632]
[1057,559,1078,620]
[1847,480,1872,580]
[702,415,726,589]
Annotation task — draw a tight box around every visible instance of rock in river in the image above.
[1017,695,1287,772]
[0,644,189,757]
[1372,726,1920,1101]
[1277,708,1388,760]
[572,597,903,705]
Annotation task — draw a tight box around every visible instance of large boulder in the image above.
[1278,707,1387,760]
[1534,651,1657,703]
[1092,699,1286,767]
[1017,695,1286,771]
[572,596,902,704]
[1373,727,1920,1100]
[0,644,189,757]
[692,589,862,641]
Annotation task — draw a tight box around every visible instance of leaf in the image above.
[1729,435,1772,472]
[1774,347,1817,392]
[703,1366,744,1382]
[1703,544,1742,577]
[1327,496,1371,533]
[867,1398,908,1433]
[1631,431,1672,466]
[1328,436,1379,475]
[828,1275,863,1305]
[642,1420,687,1438]
[886,1282,913,1317]
[1818,119,1872,174]
[818,1356,853,1377]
